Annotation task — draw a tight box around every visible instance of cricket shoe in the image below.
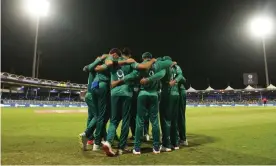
[79,133,88,151]
[160,145,172,152]
[180,139,188,146]
[92,144,101,151]
[102,141,116,157]
[132,148,141,155]
[117,146,132,155]
[153,146,161,154]
[87,140,94,145]
[172,146,180,150]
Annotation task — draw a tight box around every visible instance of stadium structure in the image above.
[1,72,276,107]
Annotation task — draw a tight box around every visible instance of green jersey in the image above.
[169,66,180,95]
[154,58,173,71]
[138,60,166,96]
[162,64,185,95]
[174,65,186,90]
[110,57,138,97]
[92,60,110,88]
[135,58,172,93]
[87,58,103,93]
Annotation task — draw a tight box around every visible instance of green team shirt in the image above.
[161,64,185,95]
[110,57,138,97]
[101,56,139,96]
[92,59,110,88]
[154,58,173,72]
[174,64,186,91]
[157,58,173,84]
[138,60,167,96]
[169,66,180,95]
[87,58,103,93]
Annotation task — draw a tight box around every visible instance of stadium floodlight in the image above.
[249,16,274,87]
[25,0,49,17]
[250,17,273,37]
[25,0,50,78]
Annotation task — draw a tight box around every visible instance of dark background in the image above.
[2,0,276,89]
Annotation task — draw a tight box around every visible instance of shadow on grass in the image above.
[124,133,219,153]
[187,133,219,147]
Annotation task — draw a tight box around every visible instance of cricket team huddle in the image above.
[79,47,187,156]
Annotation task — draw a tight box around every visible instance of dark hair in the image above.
[122,47,132,56]
[142,52,152,59]
[109,48,122,57]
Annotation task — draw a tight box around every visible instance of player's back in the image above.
[139,60,161,95]
[110,58,133,97]
[94,61,110,83]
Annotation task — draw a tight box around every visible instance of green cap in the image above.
[142,52,152,59]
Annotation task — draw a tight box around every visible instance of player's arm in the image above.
[175,65,187,84]
[94,55,112,72]
[129,59,156,70]
[104,55,114,67]
[97,55,125,71]
[148,69,166,82]
[96,56,128,72]
[141,69,166,85]
[156,59,173,71]
[83,55,106,72]
[111,70,140,89]
[174,65,186,83]
[136,58,156,70]
[123,70,140,82]
[118,58,136,66]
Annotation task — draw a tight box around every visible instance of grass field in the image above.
[1,107,276,165]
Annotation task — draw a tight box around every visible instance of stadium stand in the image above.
[1,72,87,107]
[1,72,276,107]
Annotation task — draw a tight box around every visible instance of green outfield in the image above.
[1,107,276,165]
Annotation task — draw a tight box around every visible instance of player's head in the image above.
[122,47,132,59]
[162,56,172,61]
[109,48,122,59]
[156,57,163,61]
[142,52,152,60]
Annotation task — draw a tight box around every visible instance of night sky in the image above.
[2,0,276,90]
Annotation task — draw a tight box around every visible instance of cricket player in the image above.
[96,49,156,156]
[159,56,183,152]
[122,48,153,141]
[87,51,112,151]
[79,54,108,151]
[121,48,136,140]
[174,63,188,146]
[143,81,162,142]
[133,52,173,155]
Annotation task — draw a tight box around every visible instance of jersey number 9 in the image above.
[116,69,125,80]
[149,70,154,76]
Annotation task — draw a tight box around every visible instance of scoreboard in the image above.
[243,73,258,85]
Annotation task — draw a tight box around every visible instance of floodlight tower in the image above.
[25,0,49,78]
[250,16,273,87]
